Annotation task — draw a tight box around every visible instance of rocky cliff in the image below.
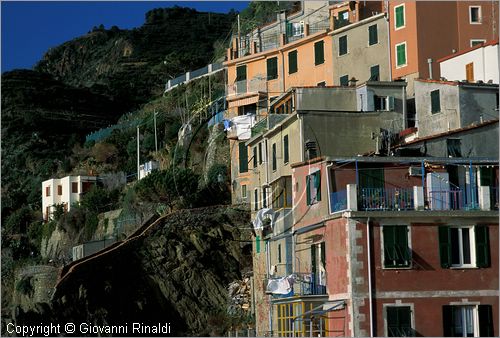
[14,206,252,336]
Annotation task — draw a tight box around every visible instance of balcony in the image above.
[359,187,414,211]
[250,114,289,138]
[328,184,498,213]
[227,77,267,97]
[295,273,327,296]
[267,273,327,298]
[226,114,256,140]
[333,18,350,30]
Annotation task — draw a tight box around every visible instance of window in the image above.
[283,135,289,163]
[258,142,263,164]
[339,75,349,86]
[370,65,380,81]
[469,6,481,24]
[430,89,440,113]
[287,22,304,37]
[368,24,378,45]
[236,65,247,81]
[465,62,474,82]
[71,182,78,193]
[241,185,247,199]
[338,35,348,56]
[439,226,490,268]
[394,4,405,29]
[288,50,298,74]
[272,143,277,171]
[386,306,413,337]
[278,244,282,263]
[277,302,327,336]
[263,187,268,208]
[239,142,248,173]
[383,226,411,268]
[314,41,324,65]
[253,147,258,168]
[396,42,407,67]
[447,139,462,157]
[306,171,321,205]
[45,186,50,197]
[267,57,278,80]
[254,189,259,211]
[443,305,494,337]
[375,95,394,111]
[272,176,292,209]
[470,39,486,47]
[57,185,62,196]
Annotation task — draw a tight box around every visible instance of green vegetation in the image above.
[15,276,34,296]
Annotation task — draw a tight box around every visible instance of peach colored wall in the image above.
[389,1,419,80]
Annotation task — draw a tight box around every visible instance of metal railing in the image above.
[330,190,347,212]
[227,77,267,96]
[295,273,327,296]
[165,62,224,92]
[491,186,499,210]
[309,17,330,34]
[359,187,414,211]
[251,114,288,137]
[287,33,304,44]
[427,189,464,210]
[333,18,350,30]
[260,34,280,52]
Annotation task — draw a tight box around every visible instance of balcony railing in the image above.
[359,187,414,211]
[333,18,350,30]
[296,273,327,296]
[427,189,480,211]
[330,190,347,212]
[227,77,267,96]
[250,114,289,137]
[309,18,330,33]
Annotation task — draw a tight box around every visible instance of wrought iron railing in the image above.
[309,18,330,34]
[330,190,347,212]
[250,114,288,137]
[427,189,464,210]
[296,273,327,296]
[359,187,414,211]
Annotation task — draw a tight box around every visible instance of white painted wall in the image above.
[42,176,97,221]
[440,44,499,83]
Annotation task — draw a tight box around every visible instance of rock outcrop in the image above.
[14,205,252,336]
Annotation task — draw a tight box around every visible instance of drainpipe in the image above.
[367,217,374,337]
[299,114,304,162]
[266,239,272,334]
[427,58,433,80]
[385,1,392,80]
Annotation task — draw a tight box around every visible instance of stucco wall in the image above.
[332,14,390,84]
[440,44,499,83]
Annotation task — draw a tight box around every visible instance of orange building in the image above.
[388,1,498,95]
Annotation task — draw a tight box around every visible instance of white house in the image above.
[42,175,97,221]
[139,160,159,180]
[439,40,499,84]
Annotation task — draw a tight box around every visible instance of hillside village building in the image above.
[42,175,97,221]
[223,1,499,336]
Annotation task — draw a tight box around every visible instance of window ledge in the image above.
[449,266,478,270]
[382,266,412,270]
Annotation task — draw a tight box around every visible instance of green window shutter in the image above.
[314,172,321,201]
[239,142,248,173]
[256,235,261,253]
[395,6,404,28]
[384,226,396,267]
[254,189,258,211]
[340,75,349,86]
[278,244,282,263]
[320,242,326,267]
[314,41,324,65]
[306,175,311,205]
[442,305,455,337]
[267,57,278,80]
[284,135,289,163]
[253,147,257,168]
[480,167,494,186]
[286,22,292,37]
[388,96,395,110]
[431,90,440,113]
[236,65,247,81]
[370,65,380,81]
[396,44,406,66]
[386,307,398,337]
[438,226,452,268]
[288,50,298,74]
[311,244,317,276]
[478,305,494,337]
[272,143,277,171]
[258,142,262,164]
[475,226,490,268]
[396,226,410,266]
[369,24,378,45]
[339,36,347,56]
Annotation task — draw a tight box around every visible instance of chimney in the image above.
[348,77,358,87]
[304,140,318,160]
